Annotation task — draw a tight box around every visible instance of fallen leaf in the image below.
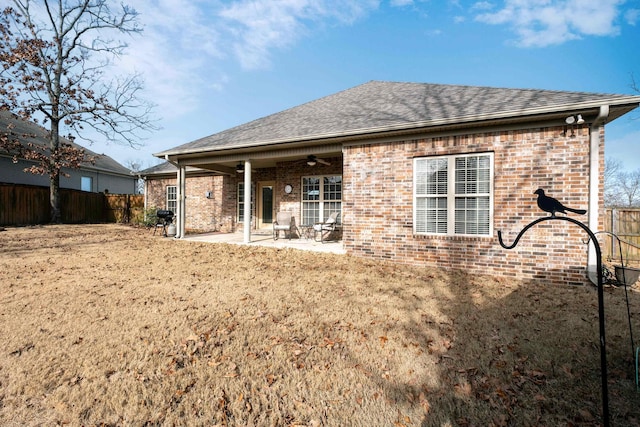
[266,373,276,386]
[420,395,430,413]
[379,336,388,348]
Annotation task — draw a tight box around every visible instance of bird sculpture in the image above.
[534,189,587,217]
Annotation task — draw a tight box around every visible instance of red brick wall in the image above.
[343,124,602,285]
[145,169,282,233]
[145,124,603,285]
[274,156,343,225]
[146,175,237,233]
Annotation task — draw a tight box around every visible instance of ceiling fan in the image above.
[306,155,331,166]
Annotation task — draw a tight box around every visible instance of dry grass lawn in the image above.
[0,224,639,426]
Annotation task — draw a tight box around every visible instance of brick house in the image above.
[144,81,640,285]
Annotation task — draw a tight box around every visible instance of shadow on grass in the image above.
[326,267,639,426]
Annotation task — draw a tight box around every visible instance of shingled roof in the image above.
[157,81,640,157]
[0,112,132,176]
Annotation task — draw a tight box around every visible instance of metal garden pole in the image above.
[498,216,609,427]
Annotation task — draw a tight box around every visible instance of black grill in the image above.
[156,210,174,223]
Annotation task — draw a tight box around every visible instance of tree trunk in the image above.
[50,171,61,223]
[49,118,61,223]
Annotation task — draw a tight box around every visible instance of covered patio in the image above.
[181,230,345,254]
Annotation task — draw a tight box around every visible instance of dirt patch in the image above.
[0,224,639,426]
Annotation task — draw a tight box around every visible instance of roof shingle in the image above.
[157,81,640,157]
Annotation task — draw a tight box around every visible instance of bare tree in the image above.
[604,157,623,207]
[0,1,155,222]
[616,170,640,207]
[125,158,147,194]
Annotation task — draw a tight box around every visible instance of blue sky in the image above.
[94,0,640,171]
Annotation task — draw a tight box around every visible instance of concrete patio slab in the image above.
[180,230,346,254]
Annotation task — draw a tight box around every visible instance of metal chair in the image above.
[273,211,294,240]
[313,212,340,243]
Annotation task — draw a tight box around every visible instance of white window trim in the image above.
[301,175,343,225]
[166,185,177,213]
[237,182,255,223]
[413,152,494,237]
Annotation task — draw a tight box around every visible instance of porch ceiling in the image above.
[171,143,343,173]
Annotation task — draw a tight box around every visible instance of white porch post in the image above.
[177,165,187,238]
[243,160,252,243]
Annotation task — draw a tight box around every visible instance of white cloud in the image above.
[98,0,383,121]
[474,0,625,47]
[390,0,414,6]
[110,0,226,117]
[219,0,379,69]
[471,1,494,11]
[625,8,639,25]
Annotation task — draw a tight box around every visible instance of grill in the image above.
[156,210,174,223]
[154,210,175,236]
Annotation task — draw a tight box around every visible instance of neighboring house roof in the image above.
[141,161,176,175]
[140,161,210,178]
[156,81,640,158]
[0,111,133,177]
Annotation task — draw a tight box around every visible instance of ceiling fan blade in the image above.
[316,158,331,166]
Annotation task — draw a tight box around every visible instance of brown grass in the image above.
[0,224,639,426]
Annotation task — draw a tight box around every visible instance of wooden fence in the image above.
[603,208,640,266]
[0,183,144,226]
[104,193,145,224]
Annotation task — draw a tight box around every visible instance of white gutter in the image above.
[587,105,610,284]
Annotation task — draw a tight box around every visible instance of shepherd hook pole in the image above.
[498,215,609,427]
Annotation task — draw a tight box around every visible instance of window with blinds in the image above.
[414,153,493,236]
[302,175,342,225]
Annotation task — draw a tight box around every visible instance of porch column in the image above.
[177,165,187,238]
[243,160,252,243]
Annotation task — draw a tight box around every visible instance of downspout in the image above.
[587,105,609,284]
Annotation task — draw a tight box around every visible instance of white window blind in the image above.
[414,153,493,236]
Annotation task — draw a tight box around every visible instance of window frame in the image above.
[237,182,255,223]
[413,152,494,237]
[166,185,177,213]
[301,175,342,226]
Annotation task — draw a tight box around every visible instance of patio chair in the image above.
[313,212,341,243]
[273,211,294,240]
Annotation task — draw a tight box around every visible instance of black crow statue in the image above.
[534,189,587,217]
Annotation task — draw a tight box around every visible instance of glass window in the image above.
[166,185,177,213]
[414,153,493,236]
[81,176,92,192]
[237,183,255,223]
[302,175,342,225]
